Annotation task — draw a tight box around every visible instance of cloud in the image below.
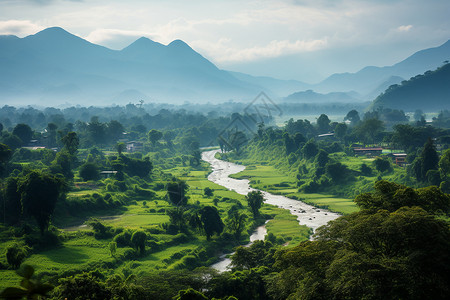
[21,0,83,4]
[85,28,154,45]
[0,20,44,36]
[397,25,413,32]
[193,38,328,63]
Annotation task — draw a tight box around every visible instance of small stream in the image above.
[210,222,267,272]
[203,150,340,272]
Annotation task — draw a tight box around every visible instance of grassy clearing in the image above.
[230,165,296,190]
[226,149,410,215]
[291,193,358,215]
[262,205,311,246]
[0,158,315,290]
[229,163,358,215]
[178,163,311,245]
[131,241,203,272]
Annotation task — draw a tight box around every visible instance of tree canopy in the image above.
[246,191,264,217]
[17,171,66,234]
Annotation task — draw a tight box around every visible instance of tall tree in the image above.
[61,132,79,156]
[131,230,147,255]
[87,117,107,146]
[50,151,74,180]
[411,138,440,182]
[18,171,66,234]
[46,123,58,148]
[229,130,247,153]
[334,123,347,139]
[166,179,189,206]
[116,142,126,156]
[420,137,439,179]
[2,177,22,225]
[302,139,319,159]
[344,109,360,126]
[316,114,331,133]
[79,163,100,181]
[107,120,124,142]
[200,206,224,241]
[0,143,12,177]
[167,208,186,231]
[12,123,33,145]
[246,191,264,217]
[148,129,163,146]
[226,205,248,238]
[353,118,384,145]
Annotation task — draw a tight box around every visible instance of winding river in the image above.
[203,149,340,271]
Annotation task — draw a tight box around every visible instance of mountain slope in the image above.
[370,63,450,111]
[227,71,310,98]
[284,89,361,103]
[0,27,261,105]
[313,40,450,96]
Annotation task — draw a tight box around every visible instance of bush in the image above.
[172,233,189,244]
[87,219,114,239]
[79,163,100,181]
[114,230,133,247]
[133,185,156,198]
[373,157,392,173]
[6,243,30,269]
[326,162,352,183]
[301,180,320,193]
[204,187,214,197]
[360,164,373,176]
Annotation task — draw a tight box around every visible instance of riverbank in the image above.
[202,150,340,234]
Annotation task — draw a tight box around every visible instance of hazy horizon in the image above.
[1,0,450,83]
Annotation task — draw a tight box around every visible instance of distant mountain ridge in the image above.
[370,63,450,112]
[312,40,450,97]
[0,27,449,106]
[0,27,265,105]
[283,90,360,103]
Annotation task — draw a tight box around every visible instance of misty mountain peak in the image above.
[25,26,92,48]
[32,27,73,39]
[0,35,19,41]
[168,39,192,50]
[129,37,163,48]
[121,36,165,53]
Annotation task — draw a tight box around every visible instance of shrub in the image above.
[131,231,147,255]
[373,157,392,173]
[204,187,214,197]
[301,180,320,193]
[114,230,133,247]
[360,163,373,176]
[6,244,30,269]
[87,219,113,239]
[79,163,100,181]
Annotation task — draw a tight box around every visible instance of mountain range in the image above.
[0,27,260,105]
[311,40,450,97]
[0,27,449,106]
[370,63,450,112]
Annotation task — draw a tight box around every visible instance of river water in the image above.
[203,149,340,272]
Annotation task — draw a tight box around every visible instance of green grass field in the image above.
[262,205,311,246]
[229,163,359,215]
[0,159,314,290]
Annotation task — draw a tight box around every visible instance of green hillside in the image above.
[371,63,450,111]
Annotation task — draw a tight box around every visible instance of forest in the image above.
[0,102,449,299]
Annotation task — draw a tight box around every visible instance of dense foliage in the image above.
[0,102,449,299]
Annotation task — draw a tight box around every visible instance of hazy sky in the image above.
[1,0,449,82]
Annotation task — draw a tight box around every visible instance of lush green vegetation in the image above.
[372,62,450,111]
[0,102,449,299]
